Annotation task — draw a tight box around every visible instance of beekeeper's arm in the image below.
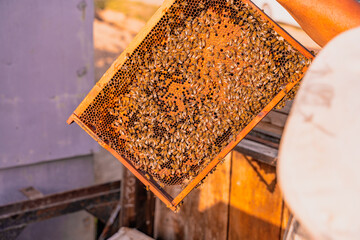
[276,0,360,47]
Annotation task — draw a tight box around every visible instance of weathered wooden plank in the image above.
[248,129,280,145]
[235,139,278,166]
[135,183,156,236]
[254,122,284,139]
[245,134,279,149]
[228,151,285,240]
[262,111,289,128]
[120,168,137,228]
[154,153,232,240]
[273,101,293,114]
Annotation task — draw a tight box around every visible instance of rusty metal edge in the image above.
[0,181,121,231]
[0,181,121,217]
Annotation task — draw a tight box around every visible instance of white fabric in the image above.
[278,27,360,240]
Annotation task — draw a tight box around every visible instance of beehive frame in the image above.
[68,0,314,211]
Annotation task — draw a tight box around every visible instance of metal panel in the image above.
[0,155,95,240]
[17,212,94,240]
[0,0,95,169]
[0,155,94,205]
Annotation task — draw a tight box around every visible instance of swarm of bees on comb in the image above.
[80,0,312,188]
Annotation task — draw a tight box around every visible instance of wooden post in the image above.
[154,153,232,240]
[228,151,289,240]
[120,168,155,237]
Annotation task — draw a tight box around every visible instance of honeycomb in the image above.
[71,0,313,207]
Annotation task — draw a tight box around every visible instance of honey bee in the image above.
[95,0,313,190]
[180,1,187,7]
[179,12,185,20]
[205,31,210,39]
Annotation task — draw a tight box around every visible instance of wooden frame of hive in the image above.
[68,0,314,211]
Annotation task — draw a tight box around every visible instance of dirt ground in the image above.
[92,6,321,184]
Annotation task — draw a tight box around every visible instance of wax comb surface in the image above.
[68,0,314,211]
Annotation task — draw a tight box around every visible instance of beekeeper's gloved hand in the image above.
[276,0,360,47]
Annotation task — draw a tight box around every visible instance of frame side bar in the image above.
[70,0,177,118]
[172,72,305,206]
[246,0,315,60]
[71,115,176,211]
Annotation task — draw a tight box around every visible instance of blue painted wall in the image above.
[0,0,97,239]
[0,0,96,169]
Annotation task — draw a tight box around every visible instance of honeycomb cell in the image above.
[78,0,312,190]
